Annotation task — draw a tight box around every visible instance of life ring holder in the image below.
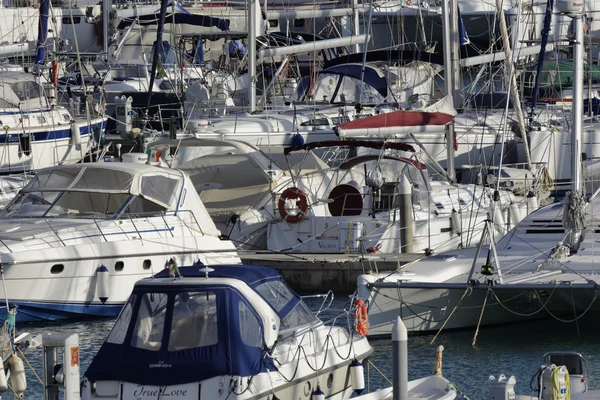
[278,187,309,223]
[353,299,369,336]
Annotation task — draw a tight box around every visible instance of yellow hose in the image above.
[551,366,571,400]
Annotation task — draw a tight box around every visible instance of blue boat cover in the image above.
[84,264,288,385]
[323,64,388,98]
[35,0,50,64]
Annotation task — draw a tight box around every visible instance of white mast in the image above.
[555,0,584,250]
[571,14,584,193]
[102,0,110,61]
[248,0,257,112]
[496,0,533,170]
[441,0,456,182]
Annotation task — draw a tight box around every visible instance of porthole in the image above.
[143,260,152,270]
[51,264,64,274]
[327,372,334,388]
[303,381,311,396]
[115,261,124,272]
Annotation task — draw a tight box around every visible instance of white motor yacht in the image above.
[81,263,373,400]
[0,161,240,322]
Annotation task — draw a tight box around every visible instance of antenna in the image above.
[198,266,214,279]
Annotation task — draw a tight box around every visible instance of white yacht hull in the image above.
[360,275,600,337]
[0,216,239,322]
[83,326,372,400]
[0,117,105,174]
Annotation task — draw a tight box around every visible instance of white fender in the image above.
[0,364,8,392]
[311,386,325,400]
[526,192,538,215]
[96,265,109,304]
[8,354,26,398]
[350,359,365,395]
[70,122,81,146]
[509,202,524,226]
[450,209,462,235]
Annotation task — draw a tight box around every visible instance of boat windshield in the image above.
[0,191,166,218]
[294,73,385,105]
[254,280,317,332]
[0,80,44,108]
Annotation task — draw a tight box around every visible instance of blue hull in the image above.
[0,301,123,323]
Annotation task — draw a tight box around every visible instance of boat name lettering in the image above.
[133,385,188,397]
[317,241,337,249]
[149,363,172,368]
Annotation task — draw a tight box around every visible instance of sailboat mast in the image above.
[248,0,257,112]
[496,0,533,171]
[572,14,584,192]
[558,0,585,251]
[441,0,456,182]
[145,0,169,114]
[441,0,453,107]
[102,0,110,61]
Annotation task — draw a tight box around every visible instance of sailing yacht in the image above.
[150,138,527,255]
[0,70,106,174]
[356,3,597,337]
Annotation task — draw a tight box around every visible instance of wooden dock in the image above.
[239,251,421,294]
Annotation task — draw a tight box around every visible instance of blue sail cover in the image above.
[84,265,284,385]
[323,64,388,98]
[457,6,470,46]
[35,0,50,64]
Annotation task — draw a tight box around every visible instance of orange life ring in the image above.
[353,299,369,336]
[278,187,309,223]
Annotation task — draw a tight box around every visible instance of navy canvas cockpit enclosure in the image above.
[84,265,288,386]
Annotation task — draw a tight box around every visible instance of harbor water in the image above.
[15,297,600,399]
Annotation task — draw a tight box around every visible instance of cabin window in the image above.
[63,114,70,122]
[254,280,294,313]
[50,264,64,274]
[62,16,81,24]
[158,81,173,90]
[294,18,305,27]
[300,118,329,127]
[131,292,168,351]
[143,260,152,270]
[168,291,218,351]
[122,197,166,214]
[115,261,124,272]
[140,175,179,207]
[239,301,262,347]
[106,295,136,345]
[268,19,278,28]
[10,81,42,101]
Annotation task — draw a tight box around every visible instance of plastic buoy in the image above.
[70,123,81,146]
[526,191,538,214]
[509,202,524,226]
[350,359,365,395]
[8,354,26,398]
[450,209,462,235]
[96,265,109,304]
[290,133,305,146]
[311,385,325,400]
[0,364,8,392]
